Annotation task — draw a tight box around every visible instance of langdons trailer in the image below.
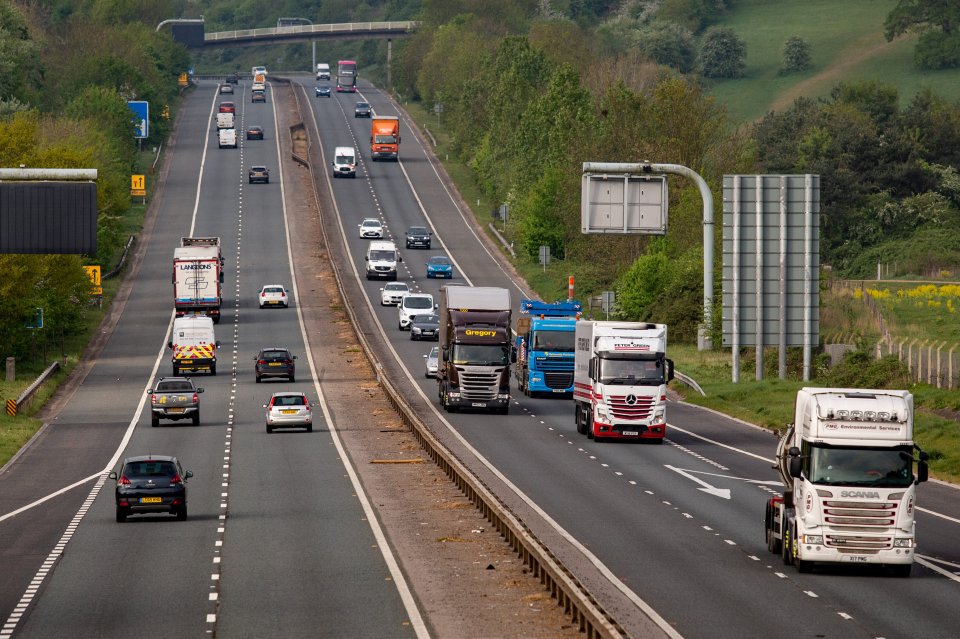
[173,237,224,323]
[573,321,673,442]
[764,388,929,576]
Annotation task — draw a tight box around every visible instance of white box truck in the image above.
[765,388,929,576]
[168,315,220,376]
[316,63,331,80]
[173,237,224,322]
[573,321,673,442]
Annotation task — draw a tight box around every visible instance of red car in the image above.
[218,102,235,113]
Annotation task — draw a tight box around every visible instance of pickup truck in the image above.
[147,377,203,427]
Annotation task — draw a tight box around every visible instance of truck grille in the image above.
[544,372,573,389]
[607,394,654,420]
[821,500,899,550]
[458,369,501,400]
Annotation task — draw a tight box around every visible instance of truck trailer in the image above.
[370,116,400,161]
[765,388,929,576]
[438,286,513,414]
[173,237,224,323]
[514,299,581,396]
[573,321,673,442]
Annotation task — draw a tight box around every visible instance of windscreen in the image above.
[806,444,914,487]
[335,154,353,165]
[598,355,664,385]
[374,134,397,144]
[453,344,509,366]
[531,330,575,352]
[369,250,396,261]
[404,297,433,309]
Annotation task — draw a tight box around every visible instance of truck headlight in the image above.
[596,404,610,419]
[800,534,823,545]
[893,538,915,548]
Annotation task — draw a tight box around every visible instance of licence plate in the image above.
[281,409,297,414]
[472,402,485,407]
[140,497,162,504]
[622,431,640,436]
[843,555,869,562]
[269,362,282,366]
[168,408,185,414]
[180,359,193,364]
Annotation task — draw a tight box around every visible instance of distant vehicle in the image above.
[252,89,266,103]
[218,128,237,149]
[332,146,356,178]
[337,59,357,92]
[410,313,440,341]
[252,65,267,77]
[358,218,383,239]
[218,101,235,113]
[354,101,372,118]
[424,346,439,378]
[168,315,220,376]
[265,392,312,433]
[216,112,235,129]
[246,125,264,140]
[371,116,400,161]
[219,84,234,94]
[248,165,269,184]
[398,293,435,330]
[255,347,296,383]
[365,240,401,280]
[380,282,410,306]
[426,255,453,279]
[316,62,331,80]
[315,85,332,98]
[146,377,203,427]
[225,73,239,84]
[110,455,192,522]
[405,226,431,249]
[258,284,289,308]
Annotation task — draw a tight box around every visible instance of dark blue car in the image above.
[315,85,332,98]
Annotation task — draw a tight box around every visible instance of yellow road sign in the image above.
[131,174,146,197]
[179,72,189,87]
[84,265,102,295]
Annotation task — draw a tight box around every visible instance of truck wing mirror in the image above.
[365,256,369,261]
[666,358,675,382]
[441,346,448,362]
[789,456,803,479]
[917,460,928,484]
[219,273,224,284]
[197,388,204,393]
[510,347,517,364]
[588,358,596,380]
[167,341,173,349]
[215,341,221,348]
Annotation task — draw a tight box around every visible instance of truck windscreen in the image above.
[805,444,914,487]
[598,357,664,385]
[531,330,575,352]
[453,344,508,366]
[374,134,397,144]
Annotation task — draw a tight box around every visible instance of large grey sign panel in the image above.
[581,173,667,234]
[721,174,819,348]
[0,182,98,254]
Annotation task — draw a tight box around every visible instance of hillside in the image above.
[708,0,960,123]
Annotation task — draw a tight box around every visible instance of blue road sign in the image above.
[127,101,149,139]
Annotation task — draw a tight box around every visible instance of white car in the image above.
[258,284,289,308]
[380,282,410,306]
[358,218,383,239]
[219,84,234,94]
[398,293,435,330]
[424,346,439,378]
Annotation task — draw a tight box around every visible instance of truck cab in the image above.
[515,299,581,396]
[370,116,400,161]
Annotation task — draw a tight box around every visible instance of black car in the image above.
[315,85,332,98]
[225,73,239,84]
[410,313,440,341]
[405,226,432,249]
[255,347,297,382]
[355,101,372,117]
[110,455,192,522]
[247,125,264,140]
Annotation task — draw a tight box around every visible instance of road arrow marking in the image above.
[665,465,731,499]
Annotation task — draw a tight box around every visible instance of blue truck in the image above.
[514,299,582,397]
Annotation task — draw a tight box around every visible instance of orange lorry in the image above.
[370,116,400,161]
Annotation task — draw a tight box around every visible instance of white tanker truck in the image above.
[764,388,929,576]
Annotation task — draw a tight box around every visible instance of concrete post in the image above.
[5,357,13,382]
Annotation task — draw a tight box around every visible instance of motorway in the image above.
[1,71,958,639]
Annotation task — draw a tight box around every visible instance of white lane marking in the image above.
[671,468,782,487]
[804,591,818,598]
[306,80,678,639]
[665,465,731,500]
[917,506,960,525]
[915,556,960,582]
[0,472,100,524]
[285,87,429,639]
[838,612,853,620]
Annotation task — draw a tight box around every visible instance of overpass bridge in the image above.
[157,19,419,49]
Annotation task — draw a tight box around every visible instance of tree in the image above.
[697,26,746,78]
[781,35,812,73]
[636,22,696,72]
[885,0,960,68]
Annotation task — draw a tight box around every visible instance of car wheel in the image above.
[151,414,160,427]
[265,178,269,183]
[192,411,200,426]
[266,424,273,433]
[306,423,313,433]
[256,375,261,383]
[116,508,127,523]
[210,363,217,376]
[426,243,431,250]
[289,375,295,383]
[176,505,188,521]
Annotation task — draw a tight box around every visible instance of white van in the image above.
[332,146,357,178]
[252,65,267,78]
[365,240,402,280]
[216,112,235,130]
[168,315,220,375]
[218,128,237,149]
[316,63,331,80]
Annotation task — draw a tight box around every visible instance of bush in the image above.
[914,30,960,70]
[636,22,696,72]
[781,35,812,73]
[698,26,746,78]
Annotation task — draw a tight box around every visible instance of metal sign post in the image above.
[539,245,550,272]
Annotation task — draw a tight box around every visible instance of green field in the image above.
[710,0,960,123]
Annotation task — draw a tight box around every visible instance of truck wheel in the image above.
[192,411,200,426]
[586,414,594,440]
[151,414,160,428]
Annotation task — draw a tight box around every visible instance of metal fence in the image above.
[875,337,960,389]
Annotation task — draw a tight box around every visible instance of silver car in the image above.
[423,346,439,378]
[264,392,312,433]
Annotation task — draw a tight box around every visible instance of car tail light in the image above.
[169,474,182,485]
[281,291,286,297]
[193,393,199,404]
[118,476,131,485]
[151,394,157,405]
[260,292,265,297]
[258,359,266,366]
